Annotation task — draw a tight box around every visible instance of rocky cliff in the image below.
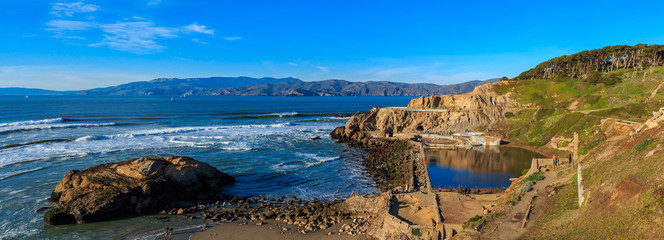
[341,82,519,136]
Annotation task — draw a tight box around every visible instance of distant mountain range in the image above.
[1,77,498,96]
[0,87,75,95]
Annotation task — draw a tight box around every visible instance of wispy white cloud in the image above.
[183,23,214,35]
[46,17,216,54]
[223,36,241,41]
[285,59,328,72]
[315,65,329,72]
[46,19,95,31]
[191,38,207,44]
[147,0,162,6]
[45,1,217,54]
[51,1,100,17]
[90,17,180,54]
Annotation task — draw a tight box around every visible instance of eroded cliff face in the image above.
[343,82,519,135]
[407,82,515,110]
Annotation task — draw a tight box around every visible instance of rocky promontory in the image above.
[44,156,235,225]
[340,82,519,135]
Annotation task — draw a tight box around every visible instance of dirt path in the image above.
[647,81,664,101]
[573,108,608,114]
[481,171,557,239]
[571,109,644,125]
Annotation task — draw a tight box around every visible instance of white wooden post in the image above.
[578,163,584,207]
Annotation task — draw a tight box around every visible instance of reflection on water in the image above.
[426,147,545,188]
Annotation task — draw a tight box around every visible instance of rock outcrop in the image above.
[342,82,519,135]
[44,156,235,225]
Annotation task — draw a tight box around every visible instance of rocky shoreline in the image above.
[160,194,372,236]
[43,108,510,239]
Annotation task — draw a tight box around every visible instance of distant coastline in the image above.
[1,77,497,96]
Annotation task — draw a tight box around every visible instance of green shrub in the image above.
[524,172,545,182]
[411,228,421,236]
[633,139,655,153]
[585,71,621,85]
[468,215,482,222]
[518,181,535,194]
[522,168,529,176]
[561,140,570,147]
[535,108,555,120]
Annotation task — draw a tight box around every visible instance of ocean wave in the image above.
[72,123,290,141]
[229,112,335,119]
[271,160,307,172]
[75,135,110,142]
[329,116,351,120]
[0,122,299,167]
[261,111,299,117]
[217,147,252,151]
[1,138,76,149]
[0,117,64,127]
[271,153,340,172]
[0,167,45,181]
[296,152,339,162]
[0,123,116,134]
[230,112,299,119]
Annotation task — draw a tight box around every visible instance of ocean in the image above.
[0,95,413,239]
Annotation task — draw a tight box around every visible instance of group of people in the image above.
[435,186,479,196]
[163,226,174,239]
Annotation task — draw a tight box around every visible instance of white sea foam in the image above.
[0,123,116,133]
[0,122,294,167]
[260,112,298,117]
[296,152,339,163]
[75,135,110,142]
[329,116,351,120]
[218,147,252,151]
[0,117,64,127]
[270,153,340,171]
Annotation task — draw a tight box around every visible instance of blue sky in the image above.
[1,0,663,90]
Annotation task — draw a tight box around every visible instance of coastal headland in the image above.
[42,45,664,239]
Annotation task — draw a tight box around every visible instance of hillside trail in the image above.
[572,108,608,114]
[482,171,559,240]
[647,81,664,101]
[571,109,644,125]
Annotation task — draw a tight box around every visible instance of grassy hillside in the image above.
[485,49,664,239]
[493,66,664,155]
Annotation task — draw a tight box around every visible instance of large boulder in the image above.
[44,156,235,225]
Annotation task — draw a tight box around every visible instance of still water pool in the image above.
[426,147,545,188]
